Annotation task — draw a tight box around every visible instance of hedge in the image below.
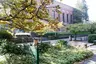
[0,30,12,40]
[88,34,96,43]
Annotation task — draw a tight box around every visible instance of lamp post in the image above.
[33,38,39,64]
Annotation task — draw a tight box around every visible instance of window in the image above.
[62,13,65,22]
[67,14,69,23]
[70,15,73,23]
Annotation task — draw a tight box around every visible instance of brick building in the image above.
[47,1,74,25]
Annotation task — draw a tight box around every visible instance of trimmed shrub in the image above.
[88,34,96,43]
[0,30,12,40]
[44,32,70,40]
[44,32,58,40]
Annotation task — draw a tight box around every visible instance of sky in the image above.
[56,0,96,22]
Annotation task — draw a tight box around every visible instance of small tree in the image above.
[86,23,96,34]
[66,23,87,41]
[0,0,63,64]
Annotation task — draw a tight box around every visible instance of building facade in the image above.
[47,1,74,25]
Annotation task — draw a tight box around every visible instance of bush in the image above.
[55,40,67,49]
[40,45,93,64]
[0,30,12,40]
[0,40,31,55]
[4,54,35,64]
[44,32,58,40]
[0,61,6,64]
[0,40,36,64]
[57,40,67,45]
[88,34,96,43]
[38,42,51,53]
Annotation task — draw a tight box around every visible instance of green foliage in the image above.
[73,9,83,23]
[0,40,36,64]
[0,61,6,64]
[40,44,93,64]
[66,23,88,40]
[88,34,96,43]
[86,23,96,34]
[44,32,58,40]
[66,23,96,35]
[0,0,61,33]
[0,30,12,40]
[65,23,96,40]
[57,40,67,45]
[38,42,51,53]
[76,0,89,22]
[55,40,67,49]
[66,23,87,34]
[4,54,35,64]
[0,40,31,55]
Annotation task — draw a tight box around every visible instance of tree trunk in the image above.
[74,34,77,41]
[40,35,42,43]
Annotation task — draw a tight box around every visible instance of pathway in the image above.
[81,45,96,64]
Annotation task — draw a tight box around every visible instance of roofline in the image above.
[54,1,74,9]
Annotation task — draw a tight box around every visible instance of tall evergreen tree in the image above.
[76,0,89,22]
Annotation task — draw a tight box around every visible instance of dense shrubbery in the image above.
[38,42,51,53]
[55,40,67,49]
[66,23,96,34]
[57,40,67,45]
[88,34,96,43]
[0,40,36,64]
[0,30,12,40]
[0,39,93,64]
[39,40,93,64]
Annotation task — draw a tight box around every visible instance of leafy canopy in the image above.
[0,0,63,34]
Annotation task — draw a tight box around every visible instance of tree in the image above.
[66,23,87,40]
[0,0,63,64]
[73,8,82,23]
[0,0,62,34]
[86,23,96,34]
[75,0,89,22]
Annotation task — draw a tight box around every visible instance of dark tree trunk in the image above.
[74,34,77,41]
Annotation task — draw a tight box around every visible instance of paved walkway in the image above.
[81,45,96,64]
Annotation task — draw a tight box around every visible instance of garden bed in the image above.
[39,40,93,64]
